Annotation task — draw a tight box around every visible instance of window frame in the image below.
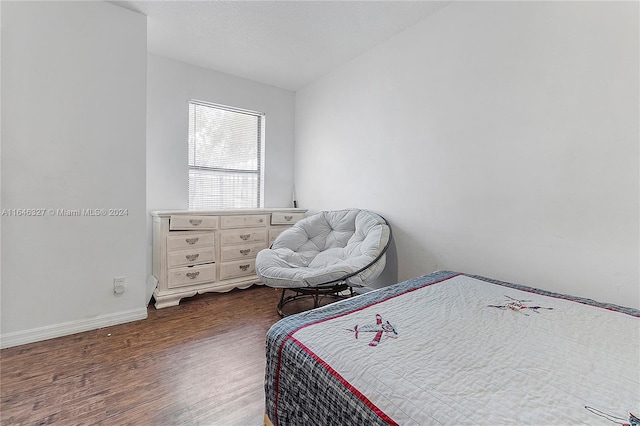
[188,99,265,210]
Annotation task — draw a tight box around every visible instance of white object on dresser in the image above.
[151,209,306,309]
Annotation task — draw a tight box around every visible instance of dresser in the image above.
[151,209,306,308]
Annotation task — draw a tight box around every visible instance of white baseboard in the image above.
[0,308,148,349]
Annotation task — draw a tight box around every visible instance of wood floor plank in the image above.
[1,285,282,425]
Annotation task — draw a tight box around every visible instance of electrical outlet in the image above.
[114,277,126,294]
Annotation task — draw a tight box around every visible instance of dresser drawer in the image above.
[220,228,267,246]
[269,227,291,244]
[168,263,216,289]
[166,231,214,252]
[169,215,219,230]
[220,242,267,262]
[167,247,215,268]
[271,212,305,225]
[220,214,268,229]
[219,259,257,280]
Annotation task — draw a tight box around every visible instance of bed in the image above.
[264,270,639,426]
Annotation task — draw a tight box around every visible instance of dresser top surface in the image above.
[151,208,307,218]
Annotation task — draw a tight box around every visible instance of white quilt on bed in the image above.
[292,275,639,425]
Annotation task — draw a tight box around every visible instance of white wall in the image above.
[146,54,296,277]
[1,1,148,347]
[295,1,639,308]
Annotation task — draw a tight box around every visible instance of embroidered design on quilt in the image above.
[348,314,398,347]
[488,295,553,315]
[585,406,639,426]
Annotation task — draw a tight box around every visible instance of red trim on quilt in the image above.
[295,273,462,329]
[291,336,399,426]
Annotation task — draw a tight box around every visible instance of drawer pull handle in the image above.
[186,254,200,261]
[284,215,293,221]
[240,234,251,240]
[239,264,250,272]
[189,219,203,226]
[186,271,200,279]
[240,249,250,255]
[185,237,199,245]
[259,218,264,222]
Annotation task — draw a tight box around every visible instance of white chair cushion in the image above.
[256,209,390,288]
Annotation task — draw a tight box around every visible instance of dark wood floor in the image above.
[1,285,283,425]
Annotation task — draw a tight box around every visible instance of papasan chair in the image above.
[256,209,391,316]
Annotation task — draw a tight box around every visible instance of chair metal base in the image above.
[277,284,354,317]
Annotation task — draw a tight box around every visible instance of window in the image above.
[188,100,265,210]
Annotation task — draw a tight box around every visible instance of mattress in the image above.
[264,271,640,425]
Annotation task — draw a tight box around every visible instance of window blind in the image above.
[188,100,264,210]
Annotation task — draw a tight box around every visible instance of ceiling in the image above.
[110,1,451,91]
